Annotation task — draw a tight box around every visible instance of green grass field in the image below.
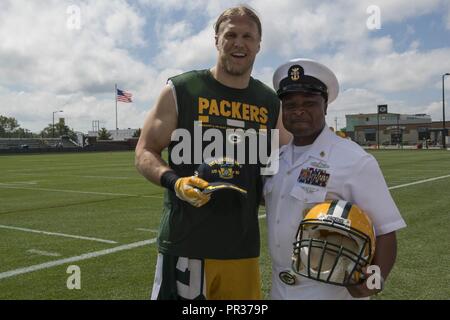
[0,150,449,299]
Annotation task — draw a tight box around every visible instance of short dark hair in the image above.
[214,5,262,38]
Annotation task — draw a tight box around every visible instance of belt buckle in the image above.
[279,270,297,286]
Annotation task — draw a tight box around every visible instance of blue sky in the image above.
[0,0,449,133]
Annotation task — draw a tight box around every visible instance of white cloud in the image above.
[137,0,238,17]
[0,87,146,133]
[424,101,444,121]
[157,21,194,41]
[406,25,415,35]
[322,46,450,93]
[252,67,276,88]
[137,0,204,12]
[0,0,149,94]
[155,24,217,69]
[357,0,444,23]
[1,0,449,134]
[372,36,394,53]
[446,5,450,29]
[0,0,161,132]
[332,88,386,113]
[409,40,420,50]
[251,1,366,57]
[325,87,442,130]
[103,3,146,47]
[251,0,445,58]
[325,88,385,129]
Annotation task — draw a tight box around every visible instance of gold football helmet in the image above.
[292,200,376,286]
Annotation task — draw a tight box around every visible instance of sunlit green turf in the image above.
[0,150,449,299]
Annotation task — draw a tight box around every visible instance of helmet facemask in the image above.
[292,221,372,286]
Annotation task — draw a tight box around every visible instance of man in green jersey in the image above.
[135,5,290,300]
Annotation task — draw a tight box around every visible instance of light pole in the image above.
[443,73,450,149]
[52,110,63,138]
[396,113,400,149]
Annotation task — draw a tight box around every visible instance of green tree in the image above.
[39,125,54,138]
[12,128,35,138]
[0,115,20,137]
[0,115,36,138]
[40,118,77,140]
[98,127,112,140]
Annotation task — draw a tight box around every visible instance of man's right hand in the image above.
[174,176,211,207]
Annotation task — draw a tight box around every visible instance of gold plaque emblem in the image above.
[219,167,233,179]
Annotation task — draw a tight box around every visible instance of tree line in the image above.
[0,115,76,140]
[0,115,142,141]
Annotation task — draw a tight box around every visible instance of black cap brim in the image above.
[277,84,327,100]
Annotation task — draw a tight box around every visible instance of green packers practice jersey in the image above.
[158,69,280,259]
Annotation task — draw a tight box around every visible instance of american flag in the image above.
[116,89,133,103]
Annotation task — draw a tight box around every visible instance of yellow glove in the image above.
[174,176,211,207]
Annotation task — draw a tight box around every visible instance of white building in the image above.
[87,128,138,141]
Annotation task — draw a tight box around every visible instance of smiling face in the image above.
[215,15,261,77]
[282,92,328,146]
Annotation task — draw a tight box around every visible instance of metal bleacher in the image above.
[0,138,44,150]
[0,137,78,152]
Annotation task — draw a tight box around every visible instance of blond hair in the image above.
[214,5,262,38]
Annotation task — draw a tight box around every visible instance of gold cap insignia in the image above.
[290,67,300,81]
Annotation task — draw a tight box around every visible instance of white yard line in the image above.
[6,163,131,173]
[0,239,156,280]
[135,228,159,232]
[27,249,61,257]
[388,174,450,190]
[78,175,136,180]
[3,173,449,200]
[11,173,141,180]
[0,225,118,244]
[0,216,267,280]
[1,173,449,281]
[0,181,39,185]
[0,184,163,199]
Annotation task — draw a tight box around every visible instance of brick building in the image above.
[345,113,450,146]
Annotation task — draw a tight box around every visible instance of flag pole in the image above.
[115,83,118,136]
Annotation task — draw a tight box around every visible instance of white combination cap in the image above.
[273,58,339,104]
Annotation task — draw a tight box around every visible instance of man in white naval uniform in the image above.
[265,58,406,300]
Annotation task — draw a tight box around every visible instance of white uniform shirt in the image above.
[264,126,406,300]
